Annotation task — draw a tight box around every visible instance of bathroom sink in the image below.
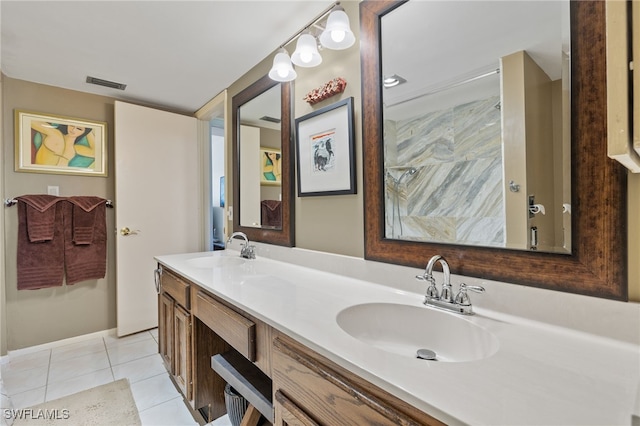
[336,303,498,362]
[185,256,246,268]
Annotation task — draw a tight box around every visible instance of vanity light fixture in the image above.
[383,74,407,88]
[268,1,354,82]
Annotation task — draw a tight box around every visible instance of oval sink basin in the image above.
[336,303,498,362]
[185,256,245,268]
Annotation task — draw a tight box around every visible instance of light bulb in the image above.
[300,51,313,63]
[277,67,288,78]
[331,30,346,43]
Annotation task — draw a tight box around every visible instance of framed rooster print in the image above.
[295,97,355,197]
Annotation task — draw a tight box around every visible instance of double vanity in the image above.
[155,246,640,425]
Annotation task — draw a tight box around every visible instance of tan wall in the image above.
[501,52,529,248]
[226,0,363,257]
[523,52,558,251]
[2,76,117,350]
[293,0,363,257]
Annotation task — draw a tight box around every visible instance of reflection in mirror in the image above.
[232,74,294,247]
[381,1,571,253]
[238,84,282,229]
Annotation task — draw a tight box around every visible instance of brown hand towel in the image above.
[67,196,106,245]
[261,200,282,228]
[63,197,108,285]
[15,195,61,242]
[16,197,65,290]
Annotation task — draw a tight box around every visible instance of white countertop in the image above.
[155,249,640,425]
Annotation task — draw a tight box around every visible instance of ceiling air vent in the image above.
[86,76,127,90]
[260,116,281,124]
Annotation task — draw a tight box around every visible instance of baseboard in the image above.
[3,328,117,358]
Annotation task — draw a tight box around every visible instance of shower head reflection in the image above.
[397,167,418,185]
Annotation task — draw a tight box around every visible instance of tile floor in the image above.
[0,329,201,425]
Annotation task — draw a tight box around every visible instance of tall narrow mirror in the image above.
[232,75,294,246]
[238,84,282,229]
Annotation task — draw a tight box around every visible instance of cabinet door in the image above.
[174,304,192,400]
[159,292,174,372]
[274,390,319,426]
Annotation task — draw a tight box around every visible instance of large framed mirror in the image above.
[232,74,294,246]
[361,0,628,300]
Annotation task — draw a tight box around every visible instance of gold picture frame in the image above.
[15,110,107,177]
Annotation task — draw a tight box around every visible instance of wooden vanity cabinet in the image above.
[272,331,444,426]
[158,268,193,402]
[158,264,440,425]
[189,283,273,422]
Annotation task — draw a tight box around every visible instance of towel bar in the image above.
[3,198,114,208]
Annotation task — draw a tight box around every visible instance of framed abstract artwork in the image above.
[295,97,356,196]
[260,147,282,185]
[15,110,107,177]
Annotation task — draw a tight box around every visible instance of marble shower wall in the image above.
[385,95,505,246]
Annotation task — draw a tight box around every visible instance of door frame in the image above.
[196,90,229,248]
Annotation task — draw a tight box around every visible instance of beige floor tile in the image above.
[45,368,114,402]
[112,354,167,384]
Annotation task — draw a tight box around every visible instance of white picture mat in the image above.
[297,104,351,193]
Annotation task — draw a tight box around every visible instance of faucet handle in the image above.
[454,283,485,306]
[416,273,439,300]
[240,244,256,259]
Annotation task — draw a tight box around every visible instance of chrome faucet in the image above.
[416,255,484,315]
[226,232,255,259]
[418,254,451,301]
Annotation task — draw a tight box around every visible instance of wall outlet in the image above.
[47,186,59,196]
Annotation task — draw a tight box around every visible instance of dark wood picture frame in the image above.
[295,97,356,197]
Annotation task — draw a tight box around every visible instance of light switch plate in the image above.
[47,186,59,196]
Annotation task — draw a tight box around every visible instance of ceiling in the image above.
[1,1,334,114]
[382,1,569,120]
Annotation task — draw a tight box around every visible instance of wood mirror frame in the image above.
[360,0,628,300]
[232,74,295,246]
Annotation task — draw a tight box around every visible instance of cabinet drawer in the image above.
[193,290,256,361]
[272,334,444,426]
[162,270,190,309]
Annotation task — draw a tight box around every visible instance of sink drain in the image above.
[416,348,437,361]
